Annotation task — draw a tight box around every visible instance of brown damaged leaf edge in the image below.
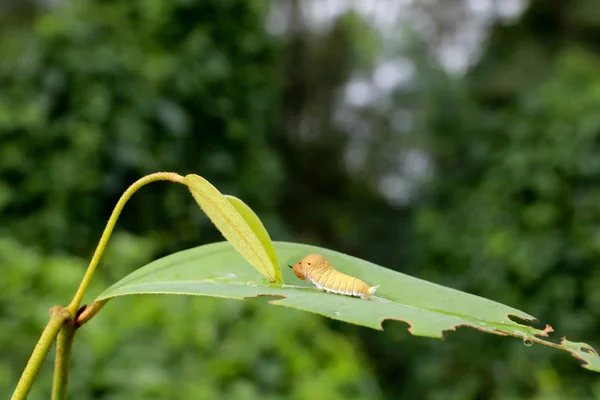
[559,337,600,371]
[258,290,591,364]
[436,322,553,341]
[259,292,550,339]
[108,288,599,370]
[99,290,599,372]
[495,314,555,338]
[377,317,553,340]
[353,311,598,371]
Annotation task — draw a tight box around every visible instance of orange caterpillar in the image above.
[289,254,379,299]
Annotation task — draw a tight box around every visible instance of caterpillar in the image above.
[289,254,379,299]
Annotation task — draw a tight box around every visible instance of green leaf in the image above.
[224,195,281,283]
[183,174,280,282]
[97,241,600,373]
[560,338,600,372]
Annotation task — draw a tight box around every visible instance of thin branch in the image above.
[51,318,76,400]
[11,307,71,400]
[12,172,187,400]
[67,172,186,316]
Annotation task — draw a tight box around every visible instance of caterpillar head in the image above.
[288,254,328,280]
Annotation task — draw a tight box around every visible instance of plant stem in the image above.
[66,172,186,316]
[51,319,75,400]
[12,173,187,400]
[74,300,108,328]
[11,307,71,400]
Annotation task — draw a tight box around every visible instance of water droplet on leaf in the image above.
[246,281,257,287]
[523,338,533,347]
[334,311,341,316]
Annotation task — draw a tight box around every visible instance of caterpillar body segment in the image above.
[289,254,380,299]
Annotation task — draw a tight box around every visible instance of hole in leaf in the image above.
[507,314,535,325]
[380,317,414,335]
[581,346,597,356]
[507,314,550,332]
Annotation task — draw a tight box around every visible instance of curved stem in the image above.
[11,307,71,400]
[12,172,187,400]
[66,172,186,316]
[51,319,75,400]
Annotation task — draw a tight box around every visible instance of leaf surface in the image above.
[224,195,281,282]
[97,241,600,372]
[183,174,280,282]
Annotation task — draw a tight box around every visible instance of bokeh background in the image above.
[1,0,599,398]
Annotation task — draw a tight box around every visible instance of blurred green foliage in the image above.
[402,48,600,399]
[380,9,600,399]
[0,0,283,255]
[2,0,600,398]
[0,0,382,398]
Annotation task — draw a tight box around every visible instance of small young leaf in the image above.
[183,174,279,282]
[97,241,600,373]
[224,195,281,282]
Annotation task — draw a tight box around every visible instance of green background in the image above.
[1,0,599,398]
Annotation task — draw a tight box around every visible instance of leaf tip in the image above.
[559,337,600,372]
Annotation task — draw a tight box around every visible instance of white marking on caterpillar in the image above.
[289,254,379,300]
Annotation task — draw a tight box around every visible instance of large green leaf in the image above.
[97,241,600,372]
